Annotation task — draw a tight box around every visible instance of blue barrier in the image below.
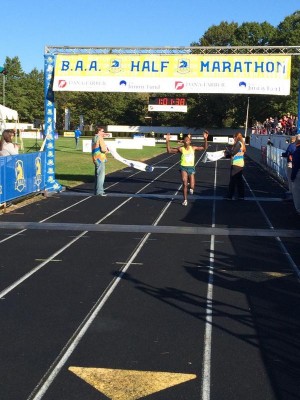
[0,152,46,203]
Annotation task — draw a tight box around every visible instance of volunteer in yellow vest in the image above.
[224,132,246,200]
[92,127,109,196]
[166,131,208,206]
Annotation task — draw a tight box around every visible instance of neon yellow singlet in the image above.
[181,146,195,167]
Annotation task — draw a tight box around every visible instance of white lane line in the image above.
[0,197,131,300]
[27,186,178,400]
[201,155,218,400]
[0,162,179,300]
[244,177,300,280]
[0,153,174,245]
[0,197,91,244]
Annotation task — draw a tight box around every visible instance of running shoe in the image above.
[189,188,194,195]
[182,200,188,206]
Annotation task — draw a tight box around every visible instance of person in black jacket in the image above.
[282,136,297,199]
[291,138,300,215]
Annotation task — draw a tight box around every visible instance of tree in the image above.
[1,57,26,115]
[21,68,44,123]
[272,11,300,46]
[197,21,238,46]
[268,11,300,118]
[234,22,276,46]
[188,16,300,128]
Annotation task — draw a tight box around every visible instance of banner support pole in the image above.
[43,54,62,192]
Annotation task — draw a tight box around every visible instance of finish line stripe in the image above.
[61,192,283,202]
[0,221,299,237]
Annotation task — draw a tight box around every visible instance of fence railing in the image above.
[262,145,288,185]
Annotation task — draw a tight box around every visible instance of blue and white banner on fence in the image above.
[0,152,46,203]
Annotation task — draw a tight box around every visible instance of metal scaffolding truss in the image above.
[45,45,300,56]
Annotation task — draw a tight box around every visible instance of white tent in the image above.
[0,104,19,133]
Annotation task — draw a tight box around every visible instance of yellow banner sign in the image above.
[53,54,291,95]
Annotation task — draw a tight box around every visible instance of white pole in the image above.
[244,96,250,139]
[2,74,5,106]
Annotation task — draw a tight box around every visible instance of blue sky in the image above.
[1,0,299,73]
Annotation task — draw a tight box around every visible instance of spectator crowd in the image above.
[252,113,298,135]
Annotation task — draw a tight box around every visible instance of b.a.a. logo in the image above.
[34,156,42,190]
[177,59,190,74]
[110,58,122,73]
[15,159,26,192]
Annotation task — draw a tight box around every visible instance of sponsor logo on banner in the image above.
[177,59,190,74]
[175,81,185,90]
[47,167,55,174]
[15,160,26,192]
[58,80,67,88]
[110,59,122,73]
[47,142,54,149]
[34,157,42,190]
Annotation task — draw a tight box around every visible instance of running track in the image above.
[0,143,300,400]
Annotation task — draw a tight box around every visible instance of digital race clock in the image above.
[148,97,187,112]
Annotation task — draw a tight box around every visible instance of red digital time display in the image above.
[149,97,187,106]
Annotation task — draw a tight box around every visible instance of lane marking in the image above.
[27,187,179,400]
[115,262,143,265]
[201,153,218,400]
[1,161,180,301]
[244,176,300,280]
[68,367,196,400]
[0,197,91,245]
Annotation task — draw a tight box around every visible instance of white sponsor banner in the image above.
[82,138,146,152]
[148,105,187,112]
[163,134,178,141]
[114,139,143,149]
[213,136,228,143]
[133,137,156,146]
[53,76,290,95]
[21,131,43,139]
[82,139,92,152]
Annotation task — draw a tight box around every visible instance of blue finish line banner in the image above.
[0,152,46,203]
